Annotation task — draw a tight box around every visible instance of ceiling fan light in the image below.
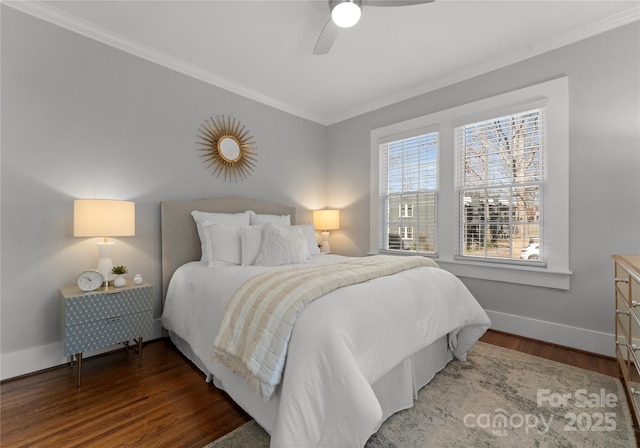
[331,1,362,28]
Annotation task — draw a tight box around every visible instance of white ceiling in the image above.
[7,0,640,125]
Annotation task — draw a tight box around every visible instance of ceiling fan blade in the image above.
[366,0,434,6]
[313,18,339,55]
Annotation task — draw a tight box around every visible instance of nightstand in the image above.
[60,281,153,386]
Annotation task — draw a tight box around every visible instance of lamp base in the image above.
[96,241,115,282]
[320,231,331,254]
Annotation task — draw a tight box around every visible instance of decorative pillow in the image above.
[191,211,251,261]
[292,223,320,255]
[254,223,310,267]
[250,212,291,226]
[240,225,263,266]
[201,222,242,266]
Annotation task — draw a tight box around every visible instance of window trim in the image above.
[370,77,571,290]
[400,226,414,240]
[400,203,414,218]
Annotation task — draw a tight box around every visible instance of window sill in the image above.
[436,257,572,290]
[370,251,572,289]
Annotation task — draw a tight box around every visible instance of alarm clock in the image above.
[77,269,104,292]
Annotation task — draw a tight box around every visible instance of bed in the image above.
[160,197,491,448]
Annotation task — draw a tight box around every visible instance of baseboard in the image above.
[0,318,164,381]
[486,309,614,357]
[1,313,615,380]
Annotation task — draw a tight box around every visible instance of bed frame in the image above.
[160,197,296,302]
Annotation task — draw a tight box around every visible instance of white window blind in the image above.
[380,132,438,254]
[455,109,545,262]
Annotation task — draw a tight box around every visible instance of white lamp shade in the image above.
[74,199,135,238]
[74,199,135,283]
[313,209,340,231]
[331,1,362,28]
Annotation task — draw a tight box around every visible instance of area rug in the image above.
[204,342,636,447]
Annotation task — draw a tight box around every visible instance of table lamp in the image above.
[74,199,135,282]
[313,209,340,254]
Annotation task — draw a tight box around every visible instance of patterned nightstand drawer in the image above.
[60,282,154,386]
[64,285,152,326]
[63,310,152,355]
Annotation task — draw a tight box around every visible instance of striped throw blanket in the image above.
[212,255,438,399]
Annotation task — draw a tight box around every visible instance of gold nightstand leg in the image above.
[127,338,144,366]
[76,353,83,387]
[137,337,143,367]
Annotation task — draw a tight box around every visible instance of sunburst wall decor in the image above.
[196,115,257,181]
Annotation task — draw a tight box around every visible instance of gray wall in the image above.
[325,22,640,352]
[2,6,638,378]
[1,7,327,377]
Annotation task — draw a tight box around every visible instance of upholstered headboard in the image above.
[160,197,296,303]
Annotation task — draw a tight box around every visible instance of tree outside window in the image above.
[456,109,544,261]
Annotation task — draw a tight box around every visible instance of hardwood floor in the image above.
[0,339,251,448]
[479,329,619,377]
[0,330,619,448]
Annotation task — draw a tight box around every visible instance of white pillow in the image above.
[250,212,291,226]
[191,211,251,261]
[254,223,310,267]
[240,225,263,266]
[202,222,242,266]
[292,223,320,255]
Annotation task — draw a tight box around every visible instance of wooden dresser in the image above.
[614,254,640,432]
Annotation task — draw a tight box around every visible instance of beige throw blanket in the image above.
[212,255,439,399]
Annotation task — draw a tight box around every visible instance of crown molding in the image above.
[4,1,639,127]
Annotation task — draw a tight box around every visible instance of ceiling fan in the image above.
[313,0,435,55]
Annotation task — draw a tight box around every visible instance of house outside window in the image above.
[379,132,438,254]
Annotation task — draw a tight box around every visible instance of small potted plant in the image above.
[112,265,128,287]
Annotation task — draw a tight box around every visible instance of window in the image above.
[371,77,570,289]
[379,132,438,255]
[456,109,544,264]
[400,226,414,240]
[399,203,414,218]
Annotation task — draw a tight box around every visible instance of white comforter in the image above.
[162,254,491,448]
